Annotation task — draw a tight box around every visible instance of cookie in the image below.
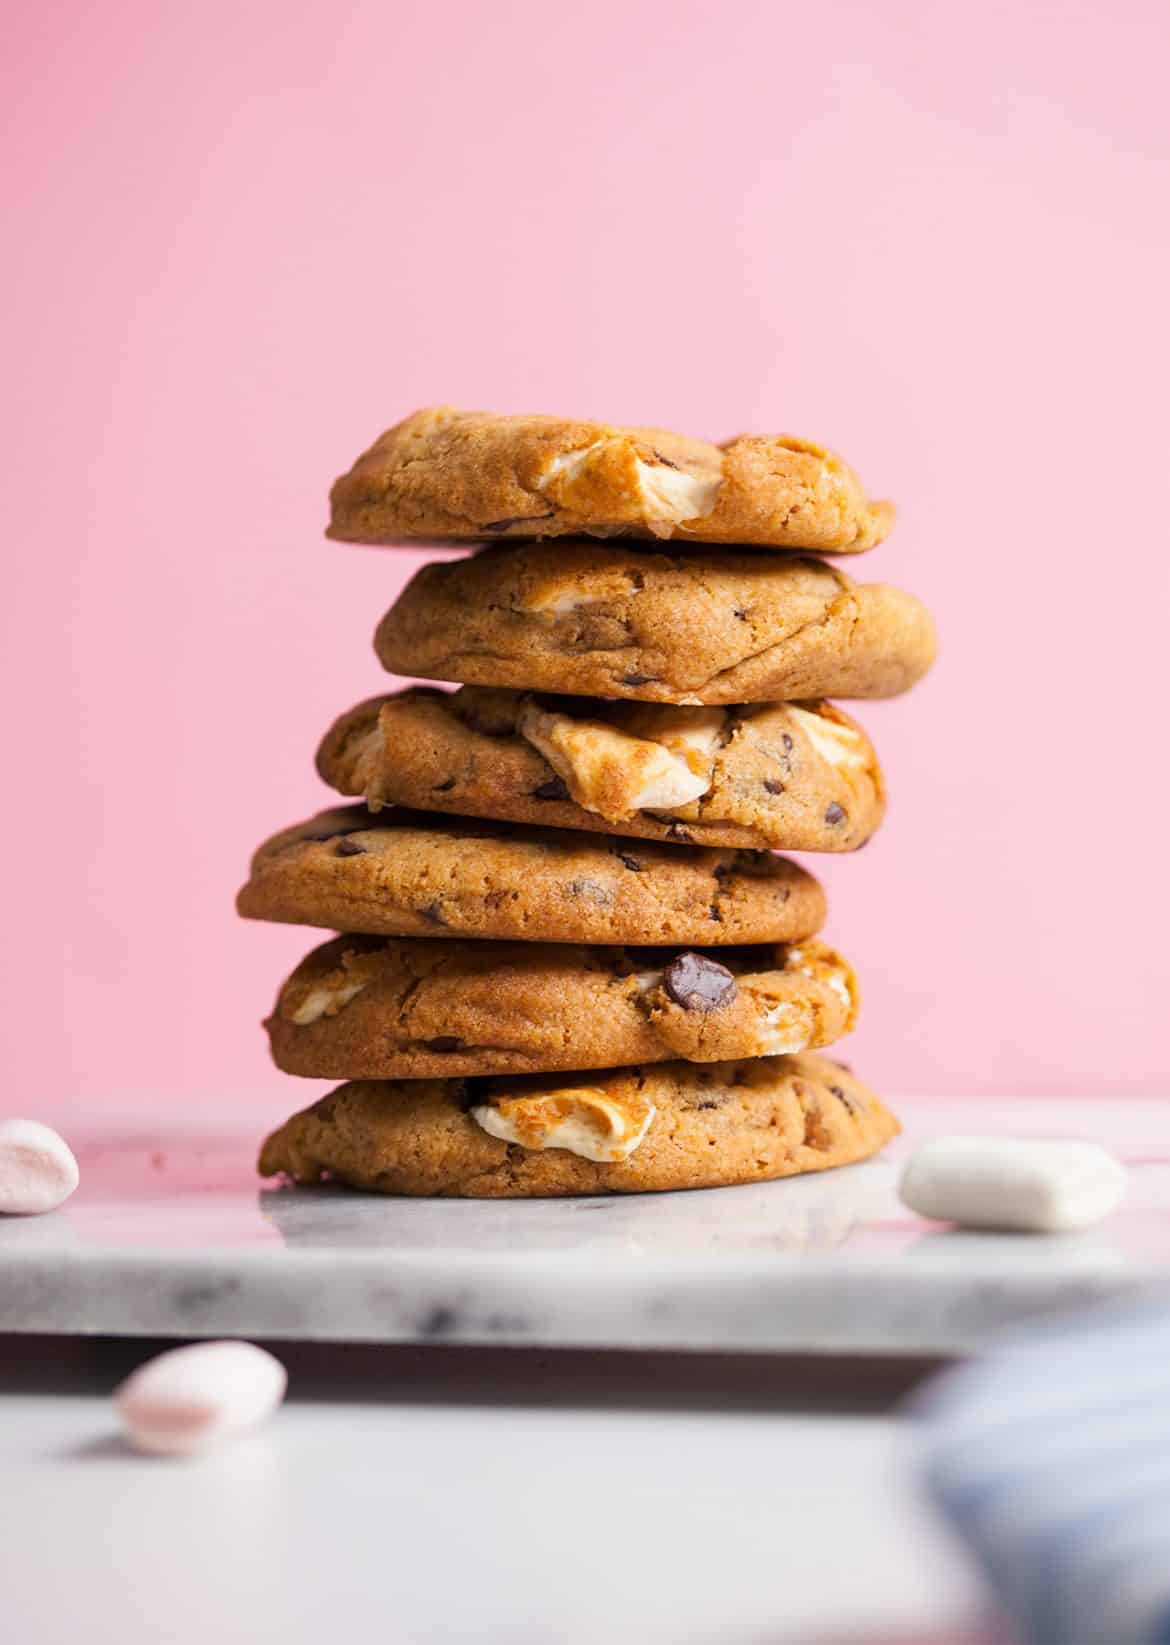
[237,805,826,946]
[257,1052,899,1197]
[327,407,894,552]
[317,686,885,852]
[375,542,935,705]
[265,935,858,1080]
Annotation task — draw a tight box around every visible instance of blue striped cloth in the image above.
[917,1300,1170,1645]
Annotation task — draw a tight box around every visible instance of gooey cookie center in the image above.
[472,1086,656,1163]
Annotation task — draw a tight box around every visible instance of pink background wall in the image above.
[4,0,1168,1117]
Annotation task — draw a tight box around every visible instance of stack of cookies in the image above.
[240,408,935,1197]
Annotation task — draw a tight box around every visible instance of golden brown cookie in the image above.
[265,934,858,1080]
[327,407,894,552]
[258,1052,899,1197]
[317,686,885,853]
[237,805,826,946]
[375,542,935,704]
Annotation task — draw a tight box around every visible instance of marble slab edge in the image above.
[0,1245,1155,1356]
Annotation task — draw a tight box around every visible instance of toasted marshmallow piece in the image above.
[289,977,368,1025]
[786,705,870,771]
[632,458,719,525]
[518,704,711,819]
[0,1119,80,1215]
[115,1341,288,1456]
[899,1137,1127,1233]
[472,1086,655,1163]
[537,441,719,531]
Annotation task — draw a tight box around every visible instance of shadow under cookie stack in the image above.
[240,408,935,1198]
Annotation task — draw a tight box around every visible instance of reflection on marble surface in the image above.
[258,1157,895,1256]
[0,1099,1167,1354]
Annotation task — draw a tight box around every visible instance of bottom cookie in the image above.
[257,1053,899,1198]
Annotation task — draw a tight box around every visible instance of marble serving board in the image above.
[2,1098,1167,1356]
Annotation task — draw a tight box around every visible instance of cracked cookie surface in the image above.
[317,686,885,852]
[328,407,894,552]
[265,934,858,1080]
[375,541,935,703]
[258,1052,899,1196]
[237,804,825,945]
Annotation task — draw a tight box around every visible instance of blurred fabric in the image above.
[918,1299,1170,1645]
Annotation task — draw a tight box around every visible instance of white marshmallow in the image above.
[899,1137,1127,1233]
[114,1341,288,1456]
[0,1119,79,1214]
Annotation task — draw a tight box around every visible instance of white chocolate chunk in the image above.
[114,1341,287,1456]
[787,705,870,771]
[633,458,719,525]
[0,1119,79,1215]
[289,978,368,1025]
[472,1087,656,1163]
[899,1137,1127,1232]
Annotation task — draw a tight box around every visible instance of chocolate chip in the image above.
[651,450,680,470]
[763,779,785,795]
[733,607,749,622]
[334,838,367,857]
[663,953,737,1011]
[622,672,658,686]
[782,733,794,753]
[426,1036,464,1053]
[421,902,446,926]
[432,776,456,793]
[531,777,569,802]
[709,903,723,922]
[697,1099,722,1111]
[617,852,643,872]
[664,822,694,843]
[566,879,614,907]
[825,802,846,826]
[829,1083,858,1115]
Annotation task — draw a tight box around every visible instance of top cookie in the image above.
[327,407,894,552]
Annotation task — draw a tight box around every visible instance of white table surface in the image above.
[0,1342,1000,1645]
